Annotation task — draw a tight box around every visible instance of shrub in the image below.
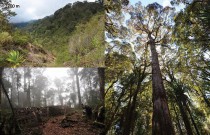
[6,50,25,67]
[0,32,13,45]
[12,30,30,45]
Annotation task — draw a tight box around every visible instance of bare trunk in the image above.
[27,80,31,107]
[150,41,174,135]
[11,72,14,103]
[98,68,105,104]
[176,98,193,135]
[17,79,19,106]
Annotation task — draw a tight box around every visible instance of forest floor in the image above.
[43,112,103,135]
[21,110,104,135]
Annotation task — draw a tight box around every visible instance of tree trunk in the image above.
[0,83,1,105]
[185,102,200,135]
[98,68,105,104]
[17,78,19,106]
[75,69,81,107]
[27,80,31,107]
[122,94,132,135]
[11,71,14,103]
[150,41,174,135]
[172,103,184,135]
[176,98,193,135]
[122,69,143,135]
[0,67,20,134]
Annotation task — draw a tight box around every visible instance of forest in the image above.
[0,67,105,135]
[105,0,210,135]
[0,0,104,67]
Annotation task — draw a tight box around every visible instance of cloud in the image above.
[162,0,171,7]
[10,0,95,23]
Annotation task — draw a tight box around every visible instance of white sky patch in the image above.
[43,68,69,80]
[162,0,171,7]
[10,0,95,23]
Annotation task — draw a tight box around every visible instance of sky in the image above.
[10,0,96,23]
[130,0,171,6]
[43,68,69,80]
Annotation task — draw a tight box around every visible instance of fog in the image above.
[1,68,102,108]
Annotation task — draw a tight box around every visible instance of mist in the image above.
[1,67,101,108]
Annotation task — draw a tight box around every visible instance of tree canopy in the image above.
[105,0,210,134]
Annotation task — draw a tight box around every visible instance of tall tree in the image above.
[14,69,21,106]
[98,68,105,104]
[0,67,20,134]
[71,68,82,107]
[126,2,175,134]
[23,68,32,107]
[54,78,64,106]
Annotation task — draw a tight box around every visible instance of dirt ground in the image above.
[42,112,103,135]
[20,110,104,135]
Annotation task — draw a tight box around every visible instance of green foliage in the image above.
[6,50,25,67]
[25,2,103,37]
[105,0,210,134]
[0,32,12,45]
[22,1,104,66]
[12,30,31,45]
[173,1,210,52]
[67,13,105,67]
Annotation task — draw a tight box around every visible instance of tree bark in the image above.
[0,83,1,105]
[98,68,105,105]
[150,40,174,135]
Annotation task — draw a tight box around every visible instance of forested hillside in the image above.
[0,0,54,67]
[0,1,104,67]
[24,1,104,66]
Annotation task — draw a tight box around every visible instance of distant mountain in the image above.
[12,20,37,28]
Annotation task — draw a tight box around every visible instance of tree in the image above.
[98,68,105,104]
[68,68,82,107]
[31,70,48,107]
[105,0,210,134]
[24,68,32,107]
[125,2,175,134]
[0,0,16,32]
[0,67,20,134]
[14,69,21,106]
[54,78,64,106]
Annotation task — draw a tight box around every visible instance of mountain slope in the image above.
[23,1,104,66]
